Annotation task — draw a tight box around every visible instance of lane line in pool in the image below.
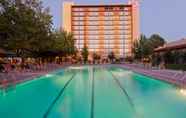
[107,69,141,117]
[90,67,95,118]
[43,72,77,118]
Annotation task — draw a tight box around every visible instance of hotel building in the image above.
[62,1,140,58]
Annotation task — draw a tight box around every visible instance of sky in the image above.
[42,0,186,41]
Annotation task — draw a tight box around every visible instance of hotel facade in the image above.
[62,1,140,58]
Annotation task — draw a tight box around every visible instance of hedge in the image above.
[166,64,186,71]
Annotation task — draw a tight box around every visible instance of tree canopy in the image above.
[133,34,166,61]
[0,0,76,58]
[52,30,76,56]
[81,46,88,63]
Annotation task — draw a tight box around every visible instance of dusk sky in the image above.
[42,0,186,41]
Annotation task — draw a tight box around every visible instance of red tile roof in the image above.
[154,38,186,52]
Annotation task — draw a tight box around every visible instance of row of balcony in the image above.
[72,12,131,16]
[72,7,131,12]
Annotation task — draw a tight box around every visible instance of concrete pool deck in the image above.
[0,64,68,88]
[117,64,186,88]
[1,63,186,89]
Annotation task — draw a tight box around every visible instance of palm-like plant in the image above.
[108,51,115,63]
[81,46,88,63]
[53,30,76,56]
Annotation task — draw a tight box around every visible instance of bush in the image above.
[166,64,186,71]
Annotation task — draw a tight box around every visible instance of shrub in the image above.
[165,64,186,71]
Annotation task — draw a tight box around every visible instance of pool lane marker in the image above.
[43,72,77,118]
[90,67,95,118]
[108,69,143,118]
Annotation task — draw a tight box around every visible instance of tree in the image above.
[133,34,152,60]
[108,51,115,63]
[0,0,53,57]
[93,52,100,64]
[163,51,175,64]
[149,34,166,48]
[53,30,76,56]
[152,53,162,66]
[81,46,88,63]
[133,34,166,61]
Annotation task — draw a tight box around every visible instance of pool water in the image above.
[0,66,186,118]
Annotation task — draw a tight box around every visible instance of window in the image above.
[125,30,131,34]
[79,44,84,49]
[89,40,98,44]
[119,12,125,16]
[109,40,114,44]
[79,35,84,39]
[87,26,98,30]
[87,35,99,39]
[72,8,85,11]
[73,12,79,16]
[74,26,84,30]
[104,40,110,44]
[89,49,95,52]
[103,26,113,30]
[124,48,131,53]
[104,17,113,20]
[124,7,130,11]
[117,25,125,29]
[74,31,84,35]
[79,40,84,44]
[87,31,99,35]
[88,8,99,11]
[87,17,99,20]
[104,21,113,25]
[104,30,114,35]
[74,35,79,39]
[73,21,84,25]
[104,12,114,16]
[119,16,126,20]
[104,35,114,39]
[79,17,84,20]
[88,12,99,16]
[72,8,80,11]
[105,7,113,11]
[79,12,85,16]
[118,35,125,39]
[73,17,79,20]
[125,12,131,16]
[87,21,99,25]
[89,45,98,49]
[73,22,79,25]
[120,7,124,10]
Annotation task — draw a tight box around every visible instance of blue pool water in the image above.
[0,66,186,118]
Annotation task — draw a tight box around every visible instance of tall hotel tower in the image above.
[62,0,140,57]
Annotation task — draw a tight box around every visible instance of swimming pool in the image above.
[0,66,186,118]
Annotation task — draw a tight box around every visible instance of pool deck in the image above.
[0,64,68,88]
[117,64,186,88]
[1,63,186,89]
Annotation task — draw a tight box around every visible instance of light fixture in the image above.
[180,89,186,96]
[46,74,53,77]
